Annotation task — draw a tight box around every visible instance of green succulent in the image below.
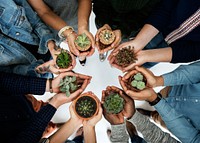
[59,76,78,96]
[75,96,97,118]
[56,49,72,68]
[131,73,146,90]
[103,92,124,114]
[75,33,91,48]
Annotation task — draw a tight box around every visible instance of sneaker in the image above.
[99,52,108,62]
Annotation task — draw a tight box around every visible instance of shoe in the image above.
[79,58,87,66]
[136,108,152,117]
[126,120,138,137]
[99,52,108,62]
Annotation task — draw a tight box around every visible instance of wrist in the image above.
[155,76,164,87]
[58,26,74,39]
[148,92,162,106]
[46,79,53,93]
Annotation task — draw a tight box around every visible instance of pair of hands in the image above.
[48,72,92,108]
[102,86,135,125]
[119,66,164,102]
[69,92,103,128]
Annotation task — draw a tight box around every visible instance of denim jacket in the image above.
[0,0,55,77]
[0,0,55,54]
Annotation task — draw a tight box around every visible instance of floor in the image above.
[33,11,181,143]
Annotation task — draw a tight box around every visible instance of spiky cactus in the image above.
[59,76,78,96]
[75,96,97,118]
[115,46,137,67]
[56,49,72,69]
[130,73,146,90]
[75,33,91,51]
[103,92,124,114]
[99,29,115,45]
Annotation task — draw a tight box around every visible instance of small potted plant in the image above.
[114,46,137,67]
[103,86,125,114]
[74,92,99,120]
[98,29,115,50]
[74,33,91,52]
[56,49,73,69]
[59,75,84,96]
[127,72,147,91]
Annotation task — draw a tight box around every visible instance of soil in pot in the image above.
[56,49,72,69]
[114,46,137,67]
[74,33,91,52]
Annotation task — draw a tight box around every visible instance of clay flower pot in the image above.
[127,72,147,91]
[56,49,73,69]
[103,87,125,114]
[74,33,91,52]
[114,46,137,67]
[59,75,85,96]
[98,29,115,50]
[74,92,99,120]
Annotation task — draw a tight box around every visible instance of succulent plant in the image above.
[99,29,115,45]
[130,73,146,90]
[75,96,97,118]
[103,92,124,114]
[56,49,72,69]
[59,76,78,96]
[75,33,91,51]
[115,46,137,67]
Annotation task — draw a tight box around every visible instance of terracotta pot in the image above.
[56,49,73,69]
[74,34,92,52]
[73,92,99,120]
[127,72,147,92]
[99,29,115,46]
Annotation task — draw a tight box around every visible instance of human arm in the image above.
[154,99,200,143]
[128,110,179,143]
[83,104,102,143]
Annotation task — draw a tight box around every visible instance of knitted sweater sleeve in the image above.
[128,111,179,143]
[13,104,56,143]
[0,72,46,95]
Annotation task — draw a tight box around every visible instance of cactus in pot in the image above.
[56,49,72,69]
[128,72,147,91]
[75,33,91,52]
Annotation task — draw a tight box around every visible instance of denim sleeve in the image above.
[110,123,129,143]
[163,61,200,86]
[128,111,179,143]
[155,99,200,143]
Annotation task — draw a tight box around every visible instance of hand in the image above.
[95,24,121,54]
[69,102,83,126]
[119,76,157,101]
[102,86,135,124]
[51,71,92,93]
[83,104,103,127]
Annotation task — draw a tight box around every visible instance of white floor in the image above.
[34,12,181,143]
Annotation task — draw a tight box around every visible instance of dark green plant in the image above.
[75,33,91,49]
[56,49,72,68]
[75,96,97,118]
[115,46,137,67]
[103,92,124,114]
[131,73,146,90]
[59,76,78,96]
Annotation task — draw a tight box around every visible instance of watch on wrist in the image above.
[148,92,162,106]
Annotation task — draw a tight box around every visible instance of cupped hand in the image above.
[69,102,83,125]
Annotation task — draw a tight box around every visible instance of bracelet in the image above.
[49,79,53,93]
[58,26,74,39]
[148,92,162,106]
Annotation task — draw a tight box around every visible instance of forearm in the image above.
[133,24,159,51]
[155,99,200,143]
[49,119,79,143]
[83,125,97,143]
[110,123,129,143]
[128,111,179,143]
[78,0,92,32]
[142,47,172,63]
[163,61,200,86]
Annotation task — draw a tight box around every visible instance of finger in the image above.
[123,70,138,80]
[101,46,114,54]
[111,63,124,71]
[123,63,136,73]
[135,66,152,78]
[87,48,95,56]
[119,78,128,92]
